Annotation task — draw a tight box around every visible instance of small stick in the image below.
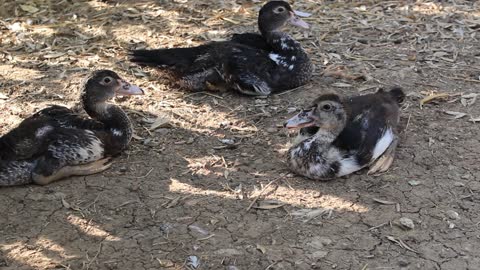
[246,177,281,211]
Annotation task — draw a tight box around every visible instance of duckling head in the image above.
[81,70,144,116]
[284,94,347,137]
[258,1,309,34]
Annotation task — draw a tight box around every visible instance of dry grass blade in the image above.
[373,198,397,205]
[386,236,420,254]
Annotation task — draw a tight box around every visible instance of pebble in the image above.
[287,107,297,113]
[399,217,415,230]
[266,127,277,133]
[446,210,460,220]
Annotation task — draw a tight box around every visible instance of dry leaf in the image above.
[252,200,286,210]
[291,208,330,220]
[20,4,39,13]
[331,82,352,88]
[221,17,240,24]
[444,111,466,119]
[43,52,66,59]
[469,117,480,123]
[373,198,396,205]
[294,10,312,17]
[420,93,449,106]
[256,244,267,254]
[149,115,170,130]
[132,133,144,140]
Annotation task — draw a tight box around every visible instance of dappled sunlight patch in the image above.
[270,185,369,213]
[168,177,368,213]
[67,215,121,241]
[169,178,236,199]
[0,240,60,269]
[183,155,225,176]
[0,64,43,80]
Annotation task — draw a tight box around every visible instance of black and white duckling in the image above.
[0,70,144,186]
[130,1,313,96]
[284,88,405,180]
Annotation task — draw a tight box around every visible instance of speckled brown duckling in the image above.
[0,70,144,186]
[284,87,405,180]
[130,1,313,96]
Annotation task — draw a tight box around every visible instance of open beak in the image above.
[284,108,316,129]
[115,79,144,96]
[289,11,309,29]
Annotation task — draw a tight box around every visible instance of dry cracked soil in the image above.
[0,0,479,270]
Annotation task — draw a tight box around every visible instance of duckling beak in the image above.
[289,11,309,29]
[115,79,145,96]
[284,109,315,129]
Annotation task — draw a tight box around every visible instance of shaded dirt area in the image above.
[1,0,480,269]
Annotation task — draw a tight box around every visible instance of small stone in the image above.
[220,138,235,145]
[448,222,456,229]
[287,107,297,113]
[446,210,460,220]
[226,266,240,270]
[266,127,277,133]
[399,217,415,230]
[307,250,328,260]
[119,166,127,173]
[408,180,421,186]
[398,259,410,267]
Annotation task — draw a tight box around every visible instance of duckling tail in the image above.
[129,46,208,71]
[388,87,405,104]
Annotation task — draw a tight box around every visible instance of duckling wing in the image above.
[230,33,271,51]
[32,105,104,130]
[335,94,400,166]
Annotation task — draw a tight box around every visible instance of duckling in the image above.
[284,87,405,180]
[130,1,313,96]
[0,70,144,186]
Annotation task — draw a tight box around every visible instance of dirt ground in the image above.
[1,0,480,269]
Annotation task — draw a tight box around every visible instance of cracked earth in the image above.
[1,0,480,269]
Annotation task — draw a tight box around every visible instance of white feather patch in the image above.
[112,129,123,136]
[338,157,361,176]
[372,128,394,160]
[35,125,54,138]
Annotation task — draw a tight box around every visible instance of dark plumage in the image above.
[130,1,313,96]
[284,87,405,180]
[0,70,144,186]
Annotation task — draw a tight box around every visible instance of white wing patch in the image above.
[372,128,394,160]
[269,53,286,65]
[269,53,296,71]
[112,129,123,136]
[338,156,361,176]
[35,125,54,138]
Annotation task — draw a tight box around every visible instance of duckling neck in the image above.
[83,101,133,153]
[262,31,305,55]
[287,128,343,180]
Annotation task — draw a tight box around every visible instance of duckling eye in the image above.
[274,6,286,13]
[321,104,334,111]
[102,77,113,85]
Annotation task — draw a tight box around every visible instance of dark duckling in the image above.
[284,87,405,180]
[0,70,144,186]
[130,1,313,96]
